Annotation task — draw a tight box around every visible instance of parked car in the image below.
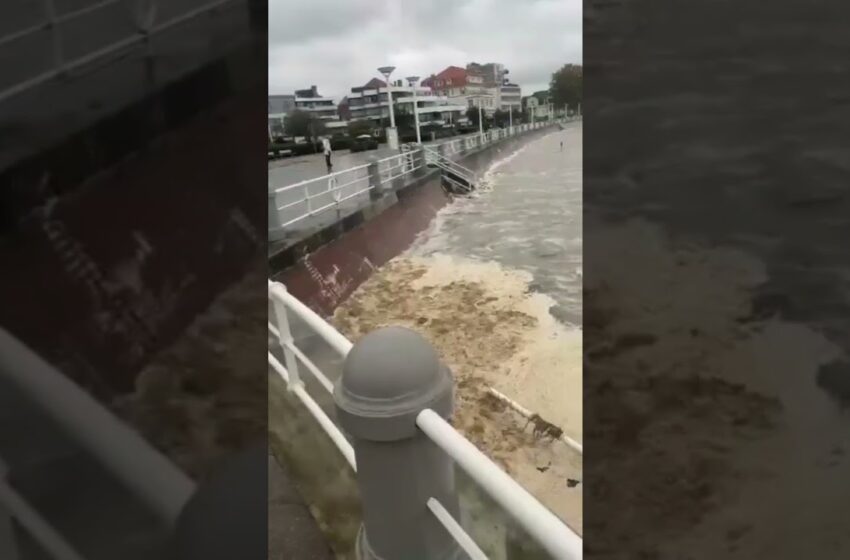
[268,141,293,159]
[349,134,378,152]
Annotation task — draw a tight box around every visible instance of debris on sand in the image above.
[333,254,583,531]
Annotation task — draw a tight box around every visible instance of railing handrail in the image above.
[267,281,583,559]
[418,409,582,559]
[273,162,372,194]
[422,145,476,177]
[0,475,87,560]
[270,121,566,234]
[0,0,243,104]
[268,281,353,356]
[0,329,196,525]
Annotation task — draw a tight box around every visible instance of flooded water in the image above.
[412,122,583,327]
[332,124,584,531]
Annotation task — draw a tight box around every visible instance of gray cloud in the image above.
[270,0,581,101]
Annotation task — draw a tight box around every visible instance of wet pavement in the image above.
[268,127,558,253]
[268,130,489,189]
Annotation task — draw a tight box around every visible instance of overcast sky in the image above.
[269,0,581,102]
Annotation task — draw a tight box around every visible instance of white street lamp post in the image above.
[378,66,398,149]
[509,104,513,128]
[478,100,484,142]
[407,76,422,144]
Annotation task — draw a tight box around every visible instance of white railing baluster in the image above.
[0,476,86,560]
[303,184,312,216]
[268,353,356,470]
[267,283,582,559]
[0,330,195,525]
[427,498,488,560]
[418,409,581,559]
[270,285,301,388]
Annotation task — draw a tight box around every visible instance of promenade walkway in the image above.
[269,454,334,560]
[269,122,569,259]
[268,130,482,187]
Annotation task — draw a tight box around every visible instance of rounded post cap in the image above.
[334,327,453,441]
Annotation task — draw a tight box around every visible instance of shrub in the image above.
[292,143,318,156]
[330,138,350,151]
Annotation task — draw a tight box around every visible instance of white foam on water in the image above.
[352,128,585,527]
[479,141,533,189]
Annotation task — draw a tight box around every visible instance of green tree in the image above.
[494,109,514,127]
[285,110,326,146]
[466,107,490,129]
[395,112,415,133]
[348,119,374,137]
[549,64,582,111]
[284,110,310,137]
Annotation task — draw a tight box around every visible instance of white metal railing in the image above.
[272,163,373,229]
[270,121,571,234]
[0,0,243,103]
[267,280,582,559]
[423,145,477,193]
[378,149,423,184]
[0,329,196,559]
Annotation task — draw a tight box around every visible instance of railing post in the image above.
[303,185,312,215]
[334,327,462,560]
[268,192,282,237]
[412,148,427,178]
[367,157,384,201]
[437,142,449,163]
[330,175,341,213]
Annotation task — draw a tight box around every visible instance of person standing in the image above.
[322,137,333,174]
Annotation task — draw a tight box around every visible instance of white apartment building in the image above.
[499,82,522,112]
[523,95,555,120]
[347,78,468,127]
[293,85,338,120]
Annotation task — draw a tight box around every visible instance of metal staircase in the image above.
[422,146,477,194]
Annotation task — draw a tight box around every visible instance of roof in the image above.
[350,78,387,93]
[428,66,468,90]
[435,66,467,80]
